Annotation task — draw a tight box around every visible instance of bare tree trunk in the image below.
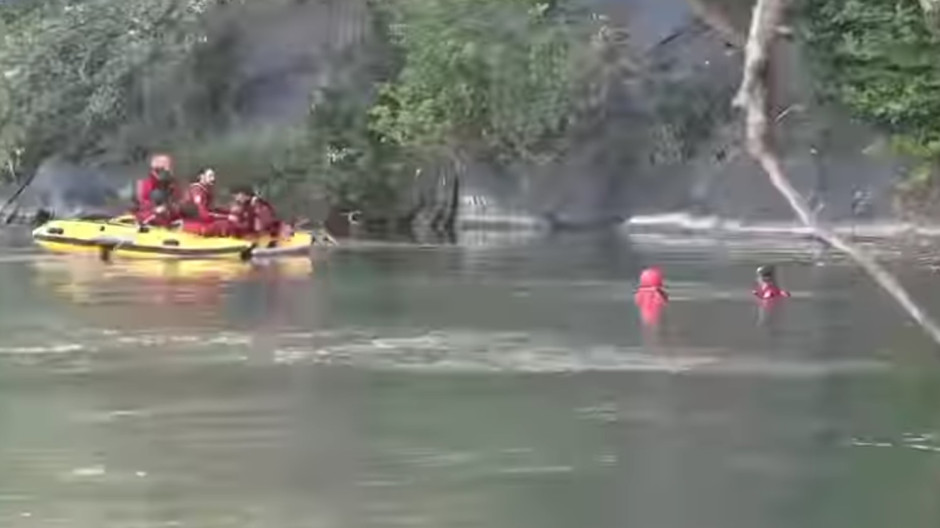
[426,170,457,235]
[438,154,462,236]
[442,172,460,235]
[734,0,940,345]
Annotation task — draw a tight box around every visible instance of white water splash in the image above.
[67,465,106,478]
[625,212,940,239]
[850,432,940,453]
[0,344,85,354]
[266,330,888,376]
[0,327,892,377]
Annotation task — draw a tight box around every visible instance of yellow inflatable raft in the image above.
[31,214,317,260]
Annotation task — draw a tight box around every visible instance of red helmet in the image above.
[638,267,664,288]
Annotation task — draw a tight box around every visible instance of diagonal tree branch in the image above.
[734,0,940,345]
[684,0,747,48]
[919,0,940,36]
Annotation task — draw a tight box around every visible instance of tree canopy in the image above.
[367,0,611,163]
[0,0,619,222]
[266,0,621,218]
[800,0,940,146]
[0,0,233,175]
[799,0,940,214]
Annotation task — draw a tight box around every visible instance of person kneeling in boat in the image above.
[136,188,181,228]
[179,167,235,237]
[134,154,181,214]
[230,186,289,238]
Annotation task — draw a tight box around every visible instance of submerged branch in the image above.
[734,0,940,345]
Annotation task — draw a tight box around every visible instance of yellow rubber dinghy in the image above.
[31,215,314,260]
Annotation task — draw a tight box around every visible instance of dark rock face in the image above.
[225,0,371,126]
[457,0,906,229]
[323,207,357,238]
[12,159,124,218]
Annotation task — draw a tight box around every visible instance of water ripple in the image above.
[0,327,891,377]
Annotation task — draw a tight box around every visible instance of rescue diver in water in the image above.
[753,265,790,300]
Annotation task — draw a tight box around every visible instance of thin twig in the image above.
[734,0,940,344]
[774,103,803,122]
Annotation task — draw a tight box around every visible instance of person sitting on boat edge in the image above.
[135,188,181,228]
[230,185,289,238]
[134,154,181,214]
[179,167,235,237]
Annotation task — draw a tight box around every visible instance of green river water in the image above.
[1,229,939,527]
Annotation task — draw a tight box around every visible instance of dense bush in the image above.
[0,0,620,223]
[0,0,238,177]
[801,0,940,139]
[265,0,621,220]
[368,0,610,163]
[800,0,940,214]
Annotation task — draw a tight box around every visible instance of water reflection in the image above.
[29,256,314,329]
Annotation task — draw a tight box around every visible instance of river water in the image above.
[1,228,940,527]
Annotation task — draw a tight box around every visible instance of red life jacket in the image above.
[183,182,223,221]
[753,282,790,300]
[181,218,233,237]
[248,196,280,234]
[135,172,180,211]
[634,268,668,327]
[635,287,668,327]
[224,203,252,236]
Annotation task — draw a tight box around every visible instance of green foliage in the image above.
[800,0,940,143]
[0,0,619,221]
[0,0,233,176]
[307,88,418,215]
[244,10,420,219]
[800,0,940,213]
[367,0,607,163]
[258,0,616,218]
[261,85,420,219]
[885,134,940,215]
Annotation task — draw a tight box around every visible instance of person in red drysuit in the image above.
[224,200,250,237]
[184,168,228,220]
[230,186,288,238]
[134,154,181,213]
[135,188,180,227]
[635,267,669,327]
[754,265,790,327]
[753,265,790,301]
[179,168,235,237]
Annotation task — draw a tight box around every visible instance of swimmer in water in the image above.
[753,265,790,300]
[635,267,669,327]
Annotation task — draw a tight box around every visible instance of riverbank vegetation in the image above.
[6,0,940,228]
[0,0,624,230]
[800,0,940,218]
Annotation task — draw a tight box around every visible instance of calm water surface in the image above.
[1,229,940,528]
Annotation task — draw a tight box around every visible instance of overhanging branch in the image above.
[734,0,940,345]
